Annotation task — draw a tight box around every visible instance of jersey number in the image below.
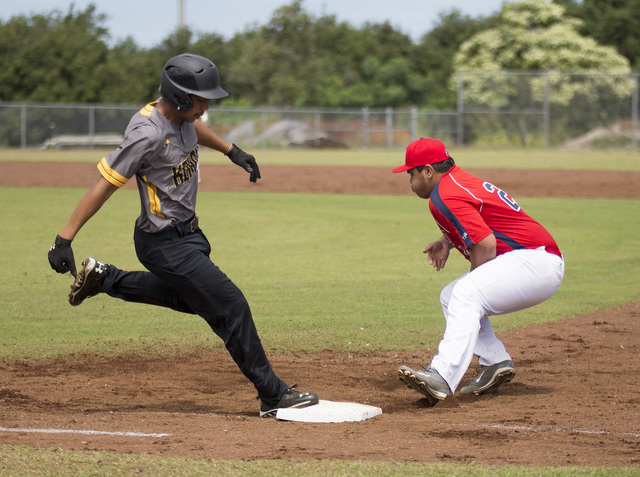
[483,182,521,211]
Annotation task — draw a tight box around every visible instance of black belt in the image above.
[135,216,200,240]
[177,216,199,234]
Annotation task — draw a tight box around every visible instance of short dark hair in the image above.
[412,157,455,173]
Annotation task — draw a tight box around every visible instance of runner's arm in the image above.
[59,176,118,241]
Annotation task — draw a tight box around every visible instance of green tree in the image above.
[331,23,419,107]
[223,1,419,108]
[555,0,640,70]
[99,38,167,104]
[455,1,630,71]
[101,27,231,105]
[223,1,317,106]
[0,5,110,102]
[451,0,633,145]
[413,10,500,108]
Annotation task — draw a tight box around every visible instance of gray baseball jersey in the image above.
[98,102,199,233]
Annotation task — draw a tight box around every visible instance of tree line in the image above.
[0,0,637,109]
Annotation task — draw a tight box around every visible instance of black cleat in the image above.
[68,257,110,306]
[260,385,319,418]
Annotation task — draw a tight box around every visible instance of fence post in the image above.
[632,75,638,152]
[411,106,418,140]
[385,107,393,148]
[457,71,464,147]
[362,107,369,149]
[543,71,550,150]
[20,104,27,149]
[261,109,267,150]
[88,105,96,149]
[314,112,321,135]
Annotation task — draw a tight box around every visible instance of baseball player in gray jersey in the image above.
[48,53,318,417]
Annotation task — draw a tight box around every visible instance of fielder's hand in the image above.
[226,144,261,183]
[48,235,77,277]
[423,240,450,272]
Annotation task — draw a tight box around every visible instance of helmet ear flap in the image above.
[175,98,193,112]
[173,96,193,112]
[159,81,193,111]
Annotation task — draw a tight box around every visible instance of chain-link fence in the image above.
[0,103,139,149]
[1,71,638,150]
[0,102,458,150]
[457,71,639,150]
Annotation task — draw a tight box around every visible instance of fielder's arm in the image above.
[468,233,497,271]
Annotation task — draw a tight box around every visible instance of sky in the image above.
[1,0,508,47]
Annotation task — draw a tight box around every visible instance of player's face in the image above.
[408,167,432,199]
[181,95,210,123]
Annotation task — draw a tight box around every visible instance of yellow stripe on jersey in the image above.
[141,174,164,218]
[98,158,129,188]
[140,102,157,117]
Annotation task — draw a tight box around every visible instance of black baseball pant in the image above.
[100,219,288,406]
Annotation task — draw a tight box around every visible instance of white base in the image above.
[275,400,382,423]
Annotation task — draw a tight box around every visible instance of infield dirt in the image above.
[1,162,639,467]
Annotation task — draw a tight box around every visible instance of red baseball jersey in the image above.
[429,165,561,260]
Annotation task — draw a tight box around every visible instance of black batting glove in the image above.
[226,144,261,183]
[48,235,77,277]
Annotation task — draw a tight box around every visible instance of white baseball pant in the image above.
[430,247,564,392]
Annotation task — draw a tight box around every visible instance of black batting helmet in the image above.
[159,53,229,111]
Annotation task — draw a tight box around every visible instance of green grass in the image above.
[1,148,639,476]
[1,445,638,477]
[3,146,640,171]
[1,188,638,360]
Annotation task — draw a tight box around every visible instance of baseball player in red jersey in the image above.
[394,138,564,406]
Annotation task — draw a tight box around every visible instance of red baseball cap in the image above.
[392,138,451,173]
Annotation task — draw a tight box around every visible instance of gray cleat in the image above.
[459,360,516,395]
[398,365,451,407]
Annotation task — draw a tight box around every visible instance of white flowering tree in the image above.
[451,0,635,145]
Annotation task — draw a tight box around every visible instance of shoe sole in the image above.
[259,398,319,418]
[397,368,446,407]
[461,368,516,395]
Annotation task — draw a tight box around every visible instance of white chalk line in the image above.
[0,411,220,439]
[0,427,170,438]
[446,422,640,438]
